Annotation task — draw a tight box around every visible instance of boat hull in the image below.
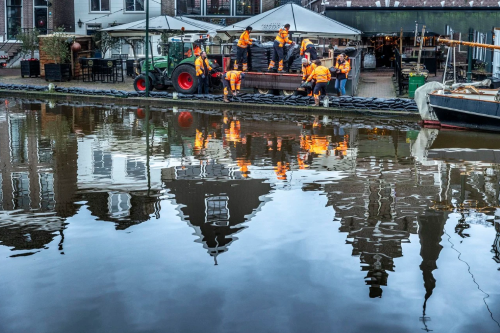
[429,93,500,132]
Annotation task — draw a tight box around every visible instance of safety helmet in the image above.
[301,58,308,64]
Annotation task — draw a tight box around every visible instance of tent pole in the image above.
[145,0,150,97]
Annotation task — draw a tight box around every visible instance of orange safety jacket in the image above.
[335,60,350,76]
[225,70,242,91]
[301,62,317,81]
[300,39,314,56]
[237,31,252,48]
[195,57,212,76]
[275,28,292,47]
[307,65,331,83]
[194,45,202,57]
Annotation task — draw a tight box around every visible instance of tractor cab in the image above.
[135,40,221,94]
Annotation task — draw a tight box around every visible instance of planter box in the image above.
[44,63,71,82]
[21,60,40,78]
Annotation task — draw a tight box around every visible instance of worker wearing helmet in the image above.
[235,26,253,72]
[300,38,318,60]
[268,24,293,73]
[306,59,331,106]
[334,53,350,96]
[195,51,212,94]
[223,71,245,103]
[301,58,317,96]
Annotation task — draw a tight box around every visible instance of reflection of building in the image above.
[163,164,271,262]
[0,104,77,253]
[324,128,439,297]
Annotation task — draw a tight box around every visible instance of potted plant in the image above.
[41,27,71,82]
[16,28,41,78]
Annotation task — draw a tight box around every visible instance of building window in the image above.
[207,0,230,15]
[236,0,259,15]
[6,0,22,40]
[91,0,110,11]
[176,0,202,15]
[125,0,145,11]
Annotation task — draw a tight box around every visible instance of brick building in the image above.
[163,0,277,25]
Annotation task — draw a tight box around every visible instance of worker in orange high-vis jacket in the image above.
[306,59,331,106]
[334,53,350,96]
[301,58,317,96]
[300,38,317,60]
[234,26,253,72]
[195,51,212,94]
[268,24,294,72]
[223,71,245,103]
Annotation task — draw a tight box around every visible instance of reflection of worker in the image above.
[235,26,253,72]
[195,51,212,94]
[301,58,317,96]
[223,71,245,103]
[335,54,350,96]
[268,24,293,72]
[306,59,331,106]
[300,38,318,60]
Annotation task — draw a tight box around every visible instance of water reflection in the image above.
[1,100,500,331]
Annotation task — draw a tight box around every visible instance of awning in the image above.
[218,3,361,40]
[101,15,223,37]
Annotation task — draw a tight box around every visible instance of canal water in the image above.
[0,99,499,333]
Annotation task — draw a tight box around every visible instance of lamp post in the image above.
[145,0,150,97]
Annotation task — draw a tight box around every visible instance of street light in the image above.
[145,0,150,97]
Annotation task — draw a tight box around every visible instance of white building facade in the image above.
[74,0,161,36]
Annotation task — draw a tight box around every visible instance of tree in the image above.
[41,27,70,64]
[16,28,41,59]
[93,31,121,57]
[121,37,144,60]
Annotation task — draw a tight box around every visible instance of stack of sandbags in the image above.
[249,41,273,72]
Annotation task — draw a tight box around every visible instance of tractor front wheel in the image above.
[172,65,198,94]
[133,75,154,92]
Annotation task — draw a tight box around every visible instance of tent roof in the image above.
[101,15,223,37]
[219,3,361,39]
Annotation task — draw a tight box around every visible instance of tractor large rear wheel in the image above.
[172,64,198,94]
[133,75,154,92]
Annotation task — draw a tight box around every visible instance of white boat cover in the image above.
[102,15,223,37]
[219,3,361,39]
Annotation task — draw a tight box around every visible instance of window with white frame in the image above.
[91,0,110,11]
[125,0,145,11]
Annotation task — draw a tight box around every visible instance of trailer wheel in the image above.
[134,75,154,92]
[254,88,271,95]
[280,89,296,96]
[172,65,198,94]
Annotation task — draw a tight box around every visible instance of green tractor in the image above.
[133,41,222,94]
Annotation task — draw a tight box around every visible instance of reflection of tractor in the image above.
[133,41,222,94]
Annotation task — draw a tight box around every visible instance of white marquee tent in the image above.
[219,3,361,40]
[102,15,223,37]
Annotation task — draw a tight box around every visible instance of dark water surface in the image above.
[1,100,499,333]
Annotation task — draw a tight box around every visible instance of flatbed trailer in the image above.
[241,72,303,95]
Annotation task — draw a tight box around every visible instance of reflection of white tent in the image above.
[219,3,361,39]
[102,15,223,37]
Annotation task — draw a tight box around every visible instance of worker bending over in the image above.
[305,59,331,106]
[335,53,350,96]
[268,24,293,72]
[301,58,317,96]
[195,51,212,94]
[235,26,253,71]
[300,38,318,60]
[223,71,245,103]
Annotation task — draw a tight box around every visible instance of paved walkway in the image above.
[356,71,396,99]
